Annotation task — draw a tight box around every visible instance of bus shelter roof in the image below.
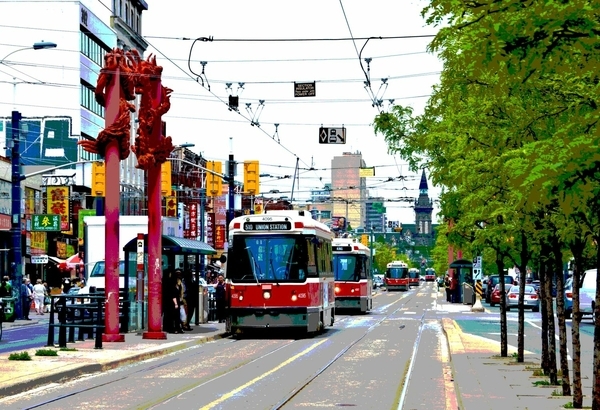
[122,235,217,255]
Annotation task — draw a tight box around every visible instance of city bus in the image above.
[225,210,335,336]
[332,238,372,313]
[385,260,409,291]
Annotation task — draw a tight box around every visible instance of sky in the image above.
[134,1,443,225]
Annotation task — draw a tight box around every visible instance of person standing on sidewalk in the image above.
[32,279,46,315]
[0,276,11,298]
[215,274,226,323]
[20,278,33,320]
[184,270,197,330]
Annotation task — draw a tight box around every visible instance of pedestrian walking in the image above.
[184,271,197,329]
[20,278,33,320]
[444,275,451,302]
[32,279,46,315]
[215,274,226,323]
[171,271,184,334]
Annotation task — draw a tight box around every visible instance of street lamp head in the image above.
[177,143,195,148]
[33,41,57,50]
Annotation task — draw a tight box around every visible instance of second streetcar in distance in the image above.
[408,267,420,288]
[385,260,410,291]
[225,210,335,336]
[332,238,372,313]
[425,267,436,282]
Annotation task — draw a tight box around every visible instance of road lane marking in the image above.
[526,320,572,360]
[199,339,327,410]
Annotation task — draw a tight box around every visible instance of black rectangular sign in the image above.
[333,245,353,251]
[294,82,316,97]
[243,222,292,231]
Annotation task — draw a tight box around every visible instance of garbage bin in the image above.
[197,286,209,324]
[0,298,15,322]
[462,283,475,305]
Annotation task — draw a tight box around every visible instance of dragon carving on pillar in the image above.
[129,52,174,170]
[78,48,136,160]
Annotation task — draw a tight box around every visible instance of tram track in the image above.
[12,286,434,410]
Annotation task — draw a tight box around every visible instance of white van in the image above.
[80,260,137,297]
[579,269,597,320]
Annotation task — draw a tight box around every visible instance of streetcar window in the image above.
[387,267,408,279]
[227,235,311,282]
[334,255,368,281]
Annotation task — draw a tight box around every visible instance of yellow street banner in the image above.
[47,186,70,231]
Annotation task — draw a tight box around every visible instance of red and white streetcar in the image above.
[225,210,335,336]
[385,260,410,291]
[332,238,372,313]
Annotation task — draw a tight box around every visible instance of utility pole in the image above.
[10,110,23,319]
[226,137,235,239]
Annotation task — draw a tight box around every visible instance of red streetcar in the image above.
[425,268,436,282]
[332,238,372,313]
[385,260,409,291]
[408,268,420,288]
[225,210,335,336]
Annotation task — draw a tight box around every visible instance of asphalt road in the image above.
[0,283,461,410]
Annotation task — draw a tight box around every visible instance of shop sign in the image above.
[32,214,61,231]
[31,255,49,264]
[46,186,70,231]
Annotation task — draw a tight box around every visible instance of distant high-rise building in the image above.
[331,152,366,231]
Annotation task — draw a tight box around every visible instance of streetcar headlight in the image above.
[291,294,298,302]
[239,295,244,301]
[263,291,271,299]
[351,288,355,293]
[335,286,340,294]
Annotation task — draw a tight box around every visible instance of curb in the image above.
[440,318,465,410]
[0,331,229,398]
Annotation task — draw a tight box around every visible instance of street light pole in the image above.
[10,110,23,318]
[226,138,235,239]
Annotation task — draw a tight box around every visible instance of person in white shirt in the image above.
[32,279,47,315]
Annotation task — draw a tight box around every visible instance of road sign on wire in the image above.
[319,127,346,144]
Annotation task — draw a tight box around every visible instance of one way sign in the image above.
[319,127,346,144]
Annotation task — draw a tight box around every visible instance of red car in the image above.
[490,283,511,307]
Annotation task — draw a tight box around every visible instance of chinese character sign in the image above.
[206,212,215,247]
[189,203,198,238]
[46,186,70,231]
[165,196,177,218]
[215,224,225,249]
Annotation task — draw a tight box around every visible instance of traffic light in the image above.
[243,160,259,195]
[387,220,392,228]
[160,162,172,196]
[361,234,369,247]
[206,161,223,197]
[91,161,106,196]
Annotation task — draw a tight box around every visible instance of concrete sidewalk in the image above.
[0,321,227,398]
[437,295,592,409]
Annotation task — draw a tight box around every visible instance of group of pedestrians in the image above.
[443,274,461,303]
[161,268,227,333]
[18,278,50,320]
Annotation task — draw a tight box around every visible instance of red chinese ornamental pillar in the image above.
[142,71,168,340]
[103,67,125,343]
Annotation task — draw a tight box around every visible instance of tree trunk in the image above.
[539,258,550,374]
[497,257,508,357]
[545,263,558,385]
[571,248,584,408]
[592,242,600,410]
[517,262,527,362]
[552,238,571,395]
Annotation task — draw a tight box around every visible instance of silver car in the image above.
[505,285,540,312]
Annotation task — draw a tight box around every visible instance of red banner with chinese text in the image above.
[46,186,70,231]
[215,224,225,249]
[189,203,198,239]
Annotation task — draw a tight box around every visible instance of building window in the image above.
[81,83,104,117]
[80,32,107,67]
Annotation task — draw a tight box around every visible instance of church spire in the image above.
[419,169,428,193]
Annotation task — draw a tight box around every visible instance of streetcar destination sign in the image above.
[333,245,352,251]
[244,222,292,231]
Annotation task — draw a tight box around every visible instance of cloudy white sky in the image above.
[140,0,444,225]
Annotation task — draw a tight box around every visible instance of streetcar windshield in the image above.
[333,255,367,281]
[387,267,408,279]
[227,235,312,282]
[408,269,419,279]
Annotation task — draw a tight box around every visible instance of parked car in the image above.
[579,269,596,321]
[563,277,573,319]
[505,285,540,312]
[489,283,511,307]
[485,275,515,303]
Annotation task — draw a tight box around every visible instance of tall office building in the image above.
[331,152,367,231]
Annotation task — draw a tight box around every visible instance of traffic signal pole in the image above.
[227,152,235,238]
[10,110,23,319]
